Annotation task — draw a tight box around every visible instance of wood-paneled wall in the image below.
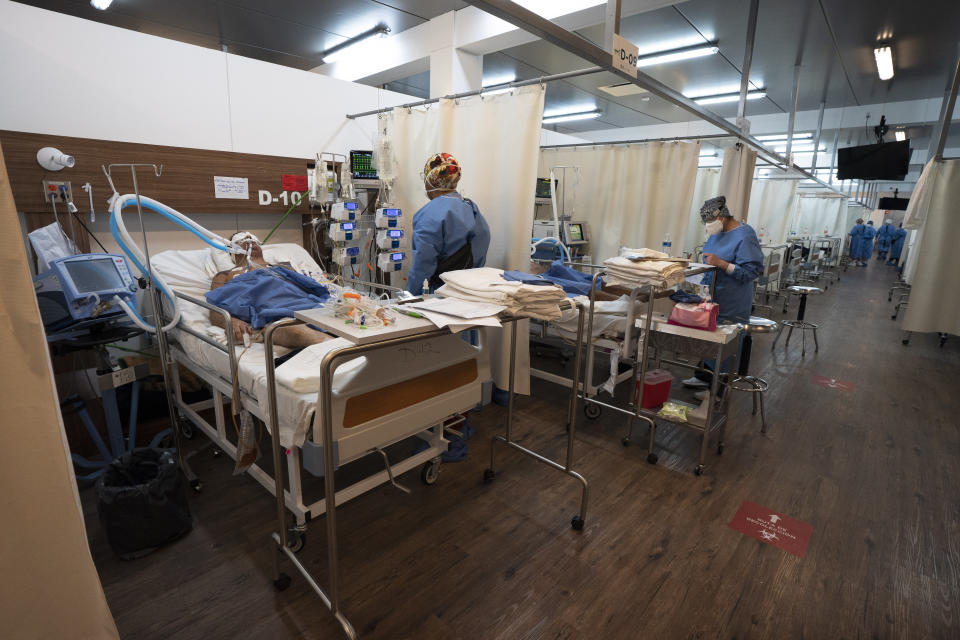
[1,129,312,216]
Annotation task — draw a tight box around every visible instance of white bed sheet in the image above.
[151,244,362,448]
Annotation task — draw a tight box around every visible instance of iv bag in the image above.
[29,221,78,272]
[375,134,396,182]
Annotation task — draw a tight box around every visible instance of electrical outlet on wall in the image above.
[42,180,73,203]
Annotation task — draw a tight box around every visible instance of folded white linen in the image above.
[441,267,566,302]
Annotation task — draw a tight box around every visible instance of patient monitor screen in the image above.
[567,223,584,241]
[64,258,125,293]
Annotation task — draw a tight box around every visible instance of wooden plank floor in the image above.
[81,262,960,639]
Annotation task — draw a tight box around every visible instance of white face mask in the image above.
[705,219,724,236]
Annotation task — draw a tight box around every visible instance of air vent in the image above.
[598,82,649,97]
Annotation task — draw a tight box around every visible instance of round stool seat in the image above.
[727,375,769,393]
[788,285,823,295]
[743,316,778,333]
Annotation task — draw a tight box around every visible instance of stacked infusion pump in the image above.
[311,152,408,277]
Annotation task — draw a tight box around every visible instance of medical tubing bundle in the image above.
[109,194,238,333]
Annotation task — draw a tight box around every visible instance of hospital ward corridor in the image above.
[3,0,960,639]
[78,264,960,640]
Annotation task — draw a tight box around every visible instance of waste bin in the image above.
[96,448,192,559]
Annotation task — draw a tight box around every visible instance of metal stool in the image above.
[724,316,777,433]
[772,285,823,356]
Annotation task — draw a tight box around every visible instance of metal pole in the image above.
[810,101,826,172]
[785,64,802,161]
[934,58,960,161]
[346,66,603,119]
[736,0,760,127]
[603,0,622,52]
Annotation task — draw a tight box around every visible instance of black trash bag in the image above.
[96,448,192,560]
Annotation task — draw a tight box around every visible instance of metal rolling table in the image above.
[572,263,742,476]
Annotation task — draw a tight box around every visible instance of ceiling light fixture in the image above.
[895,130,906,142]
[90,0,113,8]
[756,133,813,141]
[481,74,517,96]
[690,89,766,105]
[874,45,894,80]
[542,110,601,124]
[637,43,719,68]
[321,25,391,64]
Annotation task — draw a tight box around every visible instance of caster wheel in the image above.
[694,465,704,476]
[717,442,725,455]
[190,478,203,493]
[647,452,658,464]
[571,516,585,531]
[179,421,195,440]
[621,437,631,447]
[273,573,291,591]
[483,468,495,485]
[212,448,222,458]
[584,404,601,419]
[287,533,306,554]
[421,460,440,485]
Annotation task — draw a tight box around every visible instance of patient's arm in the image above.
[209,269,253,342]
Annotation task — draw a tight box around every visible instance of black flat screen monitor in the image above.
[877,196,910,211]
[535,178,557,199]
[350,150,377,179]
[837,140,910,181]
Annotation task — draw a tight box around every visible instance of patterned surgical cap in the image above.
[423,152,461,191]
[699,195,730,223]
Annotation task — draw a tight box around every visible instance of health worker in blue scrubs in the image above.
[683,195,764,393]
[406,152,491,295]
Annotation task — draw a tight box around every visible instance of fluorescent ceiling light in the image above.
[483,74,516,87]
[874,45,894,81]
[690,90,766,105]
[482,87,513,97]
[90,0,112,8]
[637,43,719,68]
[322,25,390,64]
[773,144,826,153]
[543,110,601,124]
[895,130,906,142]
[756,133,813,141]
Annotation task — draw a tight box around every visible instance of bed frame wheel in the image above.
[287,532,306,554]
[571,516,585,531]
[273,573,291,591]
[647,452,658,464]
[621,437,631,447]
[421,460,441,485]
[482,468,496,484]
[190,478,203,493]
[694,465,704,476]
[178,419,195,440]
[212,448,222,458]
[584,404,601,419]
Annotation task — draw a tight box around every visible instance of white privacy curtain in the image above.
[383,86,545,393]
[746,179,799,243]
[684,167,721,256]
[792,196,848,237]
[903,159,960,335]
[538,141,700,260]
[718,145,757,217]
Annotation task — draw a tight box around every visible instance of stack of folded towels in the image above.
[438,267,567,320]
[602,247,687,289]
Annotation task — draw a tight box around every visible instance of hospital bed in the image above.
[150,244,489,544]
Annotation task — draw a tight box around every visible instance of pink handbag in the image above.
[667,302,719,331]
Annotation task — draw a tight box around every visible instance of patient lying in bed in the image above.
[207,232,332,349]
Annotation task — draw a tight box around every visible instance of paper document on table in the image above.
[405,297,506,319]
[413,308,502,333]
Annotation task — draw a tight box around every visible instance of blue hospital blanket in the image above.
[205,266,330,329]
[502,261,599,297]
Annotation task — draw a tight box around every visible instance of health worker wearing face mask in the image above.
[406,152,491,295]
[698,195,764,323]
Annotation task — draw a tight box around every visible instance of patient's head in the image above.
[231,231,263,265]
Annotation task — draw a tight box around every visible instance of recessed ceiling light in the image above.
[636,43,719,68]
[895,130,906,142]
[598,82,649,97]
[689,90,766,105]
[90,0,112,8]
[321,25,390,64]
[874,45,894,81]
[543,110,601,124]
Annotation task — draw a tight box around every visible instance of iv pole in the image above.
[103,162,200,491]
